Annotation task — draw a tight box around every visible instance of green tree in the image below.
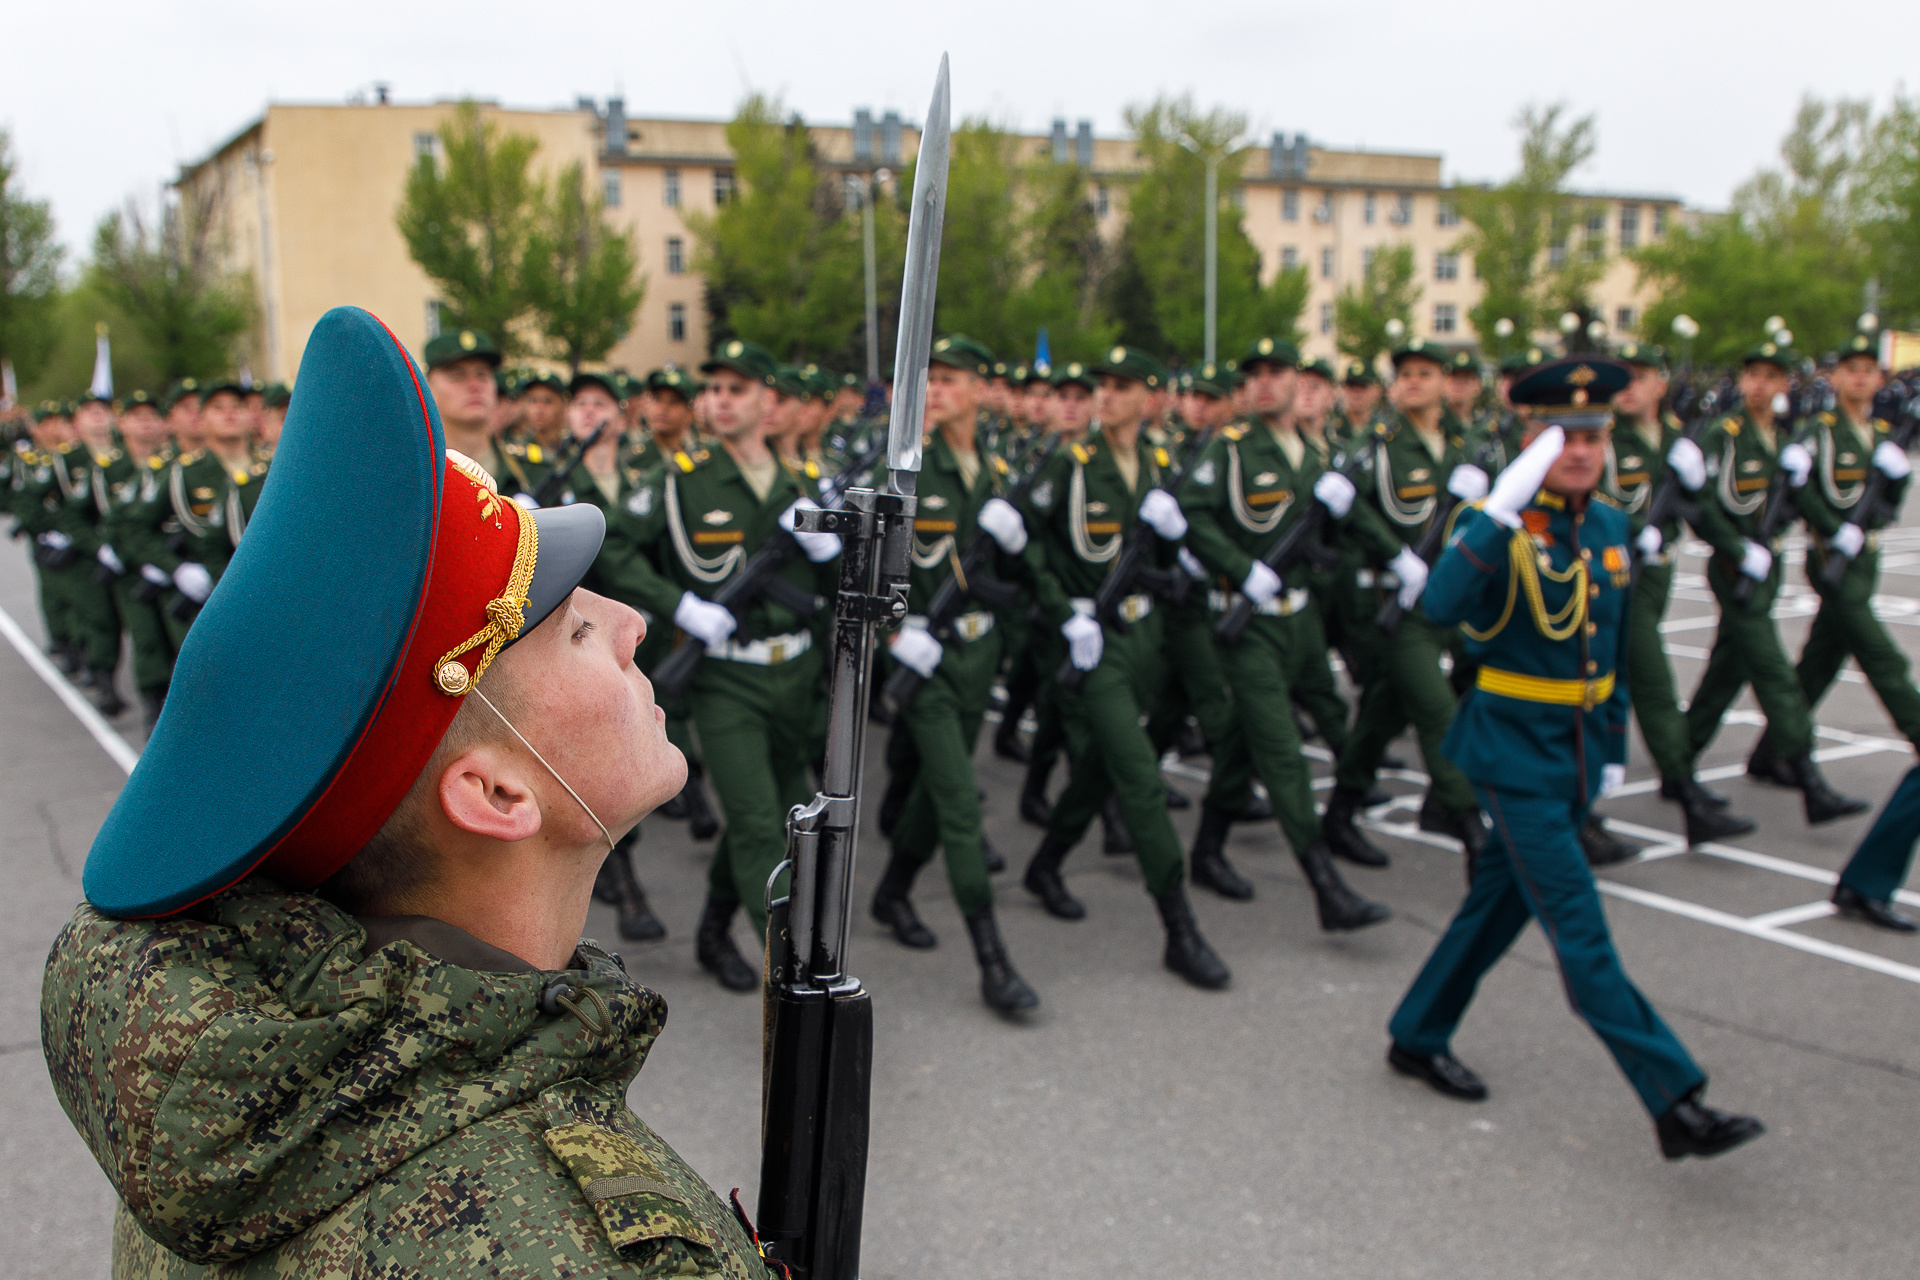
[1334,244,1421,371]
[88,187,253,382]
[0,127,65,389]
[1454,104,1604,356]
[1006,156,1117,365]
[1102,96,1307,364]
[525,161,645,372]
[688,97,878,367]
[1862,94,1920,328]
[928,120,1021,355]
[396,102,546,353]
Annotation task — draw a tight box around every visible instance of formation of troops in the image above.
[10,313,1920,1163]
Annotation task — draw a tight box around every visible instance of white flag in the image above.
[1,359,15,411]
[90,323,113,400]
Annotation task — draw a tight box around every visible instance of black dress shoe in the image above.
[1580,814,1636,867]
[1833,884,1919,932]
[1661,775,1729,810]
[1387,1044,1488,1101]
[1656,1090,1764,1160]
[1746,736,1797,787]
[1023,835,1085,920]
[1789,753,1870,825]
[1322,785,1391,868]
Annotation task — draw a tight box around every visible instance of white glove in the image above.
[1313,470,1356,518]
[1779,442,1812,488]
[1830,523,1866,559]
[97,544,124,575]
[1600,764,1626,797]
[513,492,539,509]
[1635,525,1664,559]
[1666,439,1706,492]
[1446,464,1490,503]
[38,529,72,551]
[674,590,737,647]
[1388,546,1429,610]
[889,626,943,678]
[1738,540,1773,581]
[139,564,171,586]
[1242,560,1282,604]
[1061,614,1104,671]
[1874,439,1912,480]
[779,497,841,563]
[173,562,213,603]
[1137,488,1188,540]
[977,497,1028,554]
[1177,547,1207,580]
[1484,426,1564,528]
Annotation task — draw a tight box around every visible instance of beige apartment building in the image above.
[179,97,1685,382]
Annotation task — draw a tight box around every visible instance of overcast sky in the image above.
[8,0,1913,260]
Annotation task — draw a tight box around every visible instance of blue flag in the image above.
[1034,328,1051,370]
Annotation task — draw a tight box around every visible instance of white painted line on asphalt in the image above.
[0,602,138,776]
[1748,901,1839,930]
[1595,880,1920,986]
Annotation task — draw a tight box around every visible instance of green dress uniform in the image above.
[28,442,124,682]
[98,446,181,709]
[113,448,238,648]
[1604,408,1692,785]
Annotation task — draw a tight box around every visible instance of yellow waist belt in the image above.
[1476,666,1615,708]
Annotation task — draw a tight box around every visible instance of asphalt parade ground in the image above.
[3,516,1917,1279]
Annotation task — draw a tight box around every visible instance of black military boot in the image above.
[980,831,1006,874]
[877,768,914,838]
[1023,834,1085,920]
[1421,793,1487,859]
[694,896,758,992]
[1789,753,1870,825]
[964,908,1040,1014]
[1100,793,1134,855]
[1322,785,1391,867]
[139,685,168,731]
[992,719,1031,763]
[1670,777,1756,846]
[603,835,667,942]
[1188,805,1254,901]
[1296,842,1392,931]
[1153,885,1230,989]
[1175,717,1208,758]
[870,852,937,948]
[86,669,127,717]
[1018,756,1055,826]
[656,785,690,820]
[1661,774,1729,810]
[51,643,81,676]
[1580,813,1635,867]
[1746,735,1796,787]
[1655,1087,1765,1160]
[683,765,720,840]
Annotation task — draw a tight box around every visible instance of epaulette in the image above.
[1449,435,1464,449]
[147,455,167,470]
[1724,421,1740,438]
[804,459,821,480]
[1816,411,1836,426]
[1873,418,1891,435]
[94,450,120,466]
[1221,423,1248,442]
[526,443,545,464]
[231,468,252,485]
[673,450,696,473]
[1070,442,1093,464]
[56,441,80,455]
[992,455,1010,475]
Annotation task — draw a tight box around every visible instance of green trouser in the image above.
[51,562,120,671]
[1045,618,1186,895]
[1686,557,1812,762]
[1627,558,1691,783]
[888,628,1002,916]
[35,561,69,649]
[1146,599,1254,812]
[1334,610,1479,816]
[113,579,175,693]
[161,590,195,651]
[1280,605,1351,757]
[1216,612,1330,852]
[693,650,822,937]
[1795,546,1920,747]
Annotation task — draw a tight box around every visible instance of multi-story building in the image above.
[178,96,1687,382]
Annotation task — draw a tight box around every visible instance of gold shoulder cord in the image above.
[1817,418,1865,510]
[433,499,540,696]
[1068,458,1122,564]
[1460,527,1588,643]
[1227,441,1288,534]
[664,472,746,583]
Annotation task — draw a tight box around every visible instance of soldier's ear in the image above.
[438,743,545,845]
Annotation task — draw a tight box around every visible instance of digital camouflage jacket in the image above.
[42,884,770,1279]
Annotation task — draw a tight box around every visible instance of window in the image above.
[1549,236,1568,269]
[412,132,440,166]
[603,171,622,207]
[1096,183,1109,217]
[1616,306,1636,333]
[1362,247,1376,277]
[666,236,684,275]
[1434,303,1457,334]
[1282,189,1299,221]
[663,168,681,207]
[1653,206,1668,237]
[1392,193,1413,225]
[1280,246,1298,271]
[1437,200,1459,227]
[1434,251,1459,282]
[668,303,686,342]
[1619,205,1640,250]
[1313,193,1334,223]
[1319,302,1334,335]
[1320,247,1334,279]
[714,170,735,204]
[1364,192,1376,225]
[424,299,443,339]
[1584,210,1607,261]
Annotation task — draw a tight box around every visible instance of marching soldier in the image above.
[867,335,1040,1014]
[96,390,179,725]
[1608,343,1755,846]
[1384,358,1765,1163]
[1019,344,1233,990]
[1178,335,1392,931]
[1672,339,1866,823]
[517,369,568,456]
[44,392,128,713]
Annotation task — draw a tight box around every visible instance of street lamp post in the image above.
[1204,156,1219,367]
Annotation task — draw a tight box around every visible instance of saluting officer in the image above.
[1384,358,1765,1162]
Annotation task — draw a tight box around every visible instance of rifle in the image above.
[1732,381,1829,604]
[1214,436,1374,647]
[1373,419,1470,633]
[1628,372,1731,584]
[529,422,607,508]
[880,431,1060,711]
[649,432,889,701]
[1817,378,1920,588]
[755,56,948,1280]
[1053,423,1214,693]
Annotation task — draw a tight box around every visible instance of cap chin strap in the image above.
[471,687,616,855]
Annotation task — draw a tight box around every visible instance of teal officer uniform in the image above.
[1387,359,1763,1160]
